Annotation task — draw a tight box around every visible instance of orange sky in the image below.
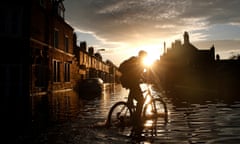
[64,0,240,66]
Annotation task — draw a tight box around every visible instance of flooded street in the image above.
[32,84,240,143]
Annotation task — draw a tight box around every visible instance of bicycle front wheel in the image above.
[152,98,168,123]
[106,101,133,136]
[143,98,168,123]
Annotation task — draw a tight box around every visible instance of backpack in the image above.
[119,57,138,88]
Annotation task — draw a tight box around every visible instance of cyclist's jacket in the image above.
[118,56,144,89]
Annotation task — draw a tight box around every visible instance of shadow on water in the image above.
[165,85,240,107]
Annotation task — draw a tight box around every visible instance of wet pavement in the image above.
[32,84,240,144]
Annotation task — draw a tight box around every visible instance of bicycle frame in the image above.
[106,83,168,136]
[130,83,155,111]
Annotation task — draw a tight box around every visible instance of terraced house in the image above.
[30,0,77,95]
[29,0,120,134]
[30,0,120,95]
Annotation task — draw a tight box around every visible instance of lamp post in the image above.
[95,49,105,61]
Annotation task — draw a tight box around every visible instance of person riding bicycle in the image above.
[118,50,148,136]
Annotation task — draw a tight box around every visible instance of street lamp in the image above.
[95,49,106,61]
[95,49,105,60]
[97,48,105,52]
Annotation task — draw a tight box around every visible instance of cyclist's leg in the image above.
[127,89,134,110]
[131,85,144,136]
[131,100,144,136]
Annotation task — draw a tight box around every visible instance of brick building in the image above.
[30,0,80,95]
[73,40,119,84]
[30,0,120,96]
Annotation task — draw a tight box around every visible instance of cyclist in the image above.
[118,50,148,136]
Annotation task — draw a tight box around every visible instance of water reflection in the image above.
[33,84,240,143]
[157,98,240,143]
[78,84,129,122]
[48,90,81,122]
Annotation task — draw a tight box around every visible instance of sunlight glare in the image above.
[139,44,163,67]
[144,120,154,127]
[143,56,156,67]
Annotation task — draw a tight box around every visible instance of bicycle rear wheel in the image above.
[106,101,133,136]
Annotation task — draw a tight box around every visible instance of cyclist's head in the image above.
[138,50,147,59]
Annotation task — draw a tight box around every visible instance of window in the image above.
[53,60,61,82]
[64,36,69,52]
[64,62,70,82]
[54,29,59,48]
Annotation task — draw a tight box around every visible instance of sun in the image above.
[140,45,163,67]
[143,56,156,67]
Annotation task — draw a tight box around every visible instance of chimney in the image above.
[80,41,87,51]
[164,41,166,53]
[184,31,189,44]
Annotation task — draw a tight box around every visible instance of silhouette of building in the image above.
[214,58,240,99]
[157,31,240,101]
[158,31,216,96]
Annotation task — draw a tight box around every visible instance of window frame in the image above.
[64,62,70,82]
[53,59,61,82]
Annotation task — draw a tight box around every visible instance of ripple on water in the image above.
[34,84,240,143]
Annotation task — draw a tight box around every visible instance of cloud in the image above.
[64,0,239,43]
[63,0,240,65]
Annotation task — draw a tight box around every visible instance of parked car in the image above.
[79,78,104,99]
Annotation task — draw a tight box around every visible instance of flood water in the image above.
[32,84,240,143]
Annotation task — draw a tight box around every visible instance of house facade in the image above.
[30,0,120,96]
[29,0,120,136]
[73,40,120,84]
[30,0,78,95]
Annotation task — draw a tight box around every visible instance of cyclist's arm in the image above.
[140,69,150,84]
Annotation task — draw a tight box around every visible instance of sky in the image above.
[63,0,240,66]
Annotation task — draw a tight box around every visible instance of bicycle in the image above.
[105,83,168,137]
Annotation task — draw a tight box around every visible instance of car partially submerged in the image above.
[79,78,104,99]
